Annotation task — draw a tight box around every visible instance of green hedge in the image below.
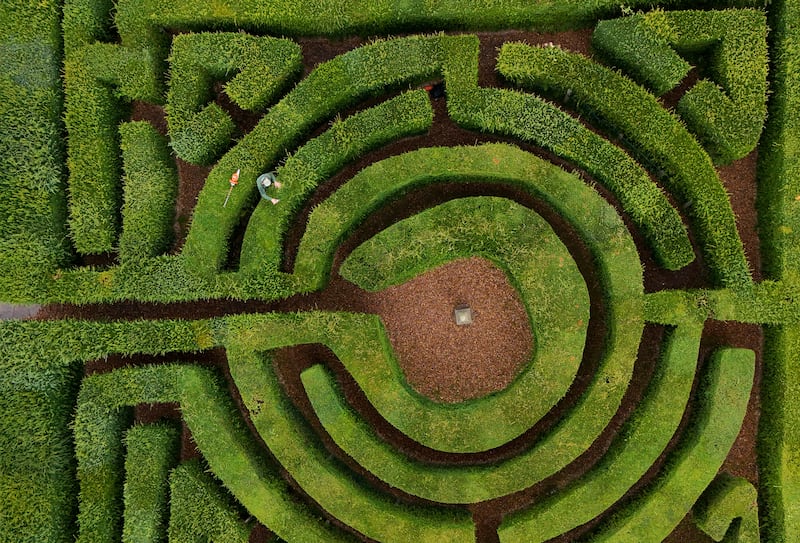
[293,144,643,455]
[579,348,755,543]
[72,361,352,543]
[74,366,179,542]
[103,0,764,41]
[498,325,702,541]
[338,196,587,451]
[63,44,162,254]
[593,9,768,164]
[121,423,180,543]
[756,2,800,541]
[0,0,72,302]
[693,473,760,541]
[168,460,252,543]
[118,122,178,262]
[439,35,694,271]
[166,33,302,165]
[498,41,751,288]
[226,343,475,543]
[228,140,642,465]
[239,88,433,282]
[181,35,439,278]
[0,358,79,543]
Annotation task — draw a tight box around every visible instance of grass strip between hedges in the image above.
[497,42,751,288]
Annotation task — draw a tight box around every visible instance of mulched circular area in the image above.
[365,256,533,403]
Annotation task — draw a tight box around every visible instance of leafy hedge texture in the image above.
[2,0,797,542]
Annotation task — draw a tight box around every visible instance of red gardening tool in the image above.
[223,169,240,207]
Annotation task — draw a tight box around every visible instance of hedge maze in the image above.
[2,0,800,541]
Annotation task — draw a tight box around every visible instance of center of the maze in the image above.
[375,257,534,403]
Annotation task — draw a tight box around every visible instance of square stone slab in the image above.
[454,305,473,326]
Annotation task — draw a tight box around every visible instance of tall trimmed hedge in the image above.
[121,423,180,543]
[594,9,768,164]
[756,2,800,541]
[118,122,178,261]
[497,41,751,287]
[166,33,302,165]
[0,0,72,302]
[168,460,252,543]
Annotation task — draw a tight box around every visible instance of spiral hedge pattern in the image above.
[2,1,799,542]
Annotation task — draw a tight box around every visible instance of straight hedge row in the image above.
[0,0,72,303]
[76,0,756,47]
[122,423,180,543]
[118,122,178,262]
[593,9,768,164]
[756,1,800,540]
[166,33,302,165]
[0,317,208,542]
[497,42,751,288]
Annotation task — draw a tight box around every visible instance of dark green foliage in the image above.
[74,367,180,543]
[63,44,162,254]
[593,9,768,164]
[0,360,79,543]
[119,122,178,261]
[439,35,695,271]
[756,3,800,539]
[122,423,180,543]
[67,0,764,40]
[166,33,302,165]
[497,42,751,287]
[168,460,252,543]
[0,0,72,302]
